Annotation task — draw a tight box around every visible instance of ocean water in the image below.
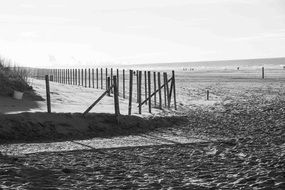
[122,57,285,71]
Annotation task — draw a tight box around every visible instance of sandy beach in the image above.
[1,68,285,189]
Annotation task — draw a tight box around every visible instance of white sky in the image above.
[0,0,284,68]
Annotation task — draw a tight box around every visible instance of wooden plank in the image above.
[45,75,51,113]
[83,84,115,116]
[128,70,133,115]
[262,67,264,79]
[148,71,151,113]
[113,76,120,115]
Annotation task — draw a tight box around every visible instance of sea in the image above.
[118,57,285,71]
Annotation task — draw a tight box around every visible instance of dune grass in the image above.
[0,56,32,96]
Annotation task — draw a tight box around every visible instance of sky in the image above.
[0,0,285,68]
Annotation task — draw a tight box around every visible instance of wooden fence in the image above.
[32,68,177,115]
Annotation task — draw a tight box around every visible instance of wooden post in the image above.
[128,70,133,115]
[45,75,51,113]
[92,68,94,88]
[158,72,162,109]
[72,69,74,85]
[75,69,77,85]
[113,76,120,116]
[78,69,80,86]
[123,69,125,99]
[163,73,167,107]
[172,70,177,110]
[66,69,68,84]
[206,90,209,100]
[262,67,264,79]
[59,69,61,83]
[107,77,111,96]
[96,68,98,89]
[144,71,147,105]
[68,69,70,84]
[81,69,84,86]
[165,73,170,108]
[85,69,87,87]
[138,71,142,114]
[88,68,90,88]
[111,68,113,93]
[116,69,119,94]
[105,68,108,90]
[148,71,151,113]
[153,72,156,106]
[101,68,103,89]
[136,70,139,103]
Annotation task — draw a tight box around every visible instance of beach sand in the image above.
[0,68,284,189]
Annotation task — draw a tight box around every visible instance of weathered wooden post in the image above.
[88,68,90,88]
[138,71,142,114]
[101,68,103,89]
[136,70,139,103]
[128,70,133,115]
[113,76,120,116]
[165,73,170,108]
[163,73,167,107]
[144,71,147,105]
[117,69,119,94]
[75,69,77,85]
[123,69,125,99]
[96,68,99,89]
[81,69,84,86]
[206,90,209,100]
[105,68,108,90]
[78,69,80,85]
[45,75,51,113]
[158,72,162,109]
[85,69,87,87]
[110,68,113,87]
[262,67,264,79]
[92,68,94,88]
[107,77,111,96]
[172,70,177,110]
[148,71,151,113]
[153,72,156,106]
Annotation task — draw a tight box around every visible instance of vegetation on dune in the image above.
[0,56,32,96]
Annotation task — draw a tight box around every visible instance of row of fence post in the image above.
[40,68,177,115]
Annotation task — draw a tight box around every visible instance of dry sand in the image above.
[0,68,284,189]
